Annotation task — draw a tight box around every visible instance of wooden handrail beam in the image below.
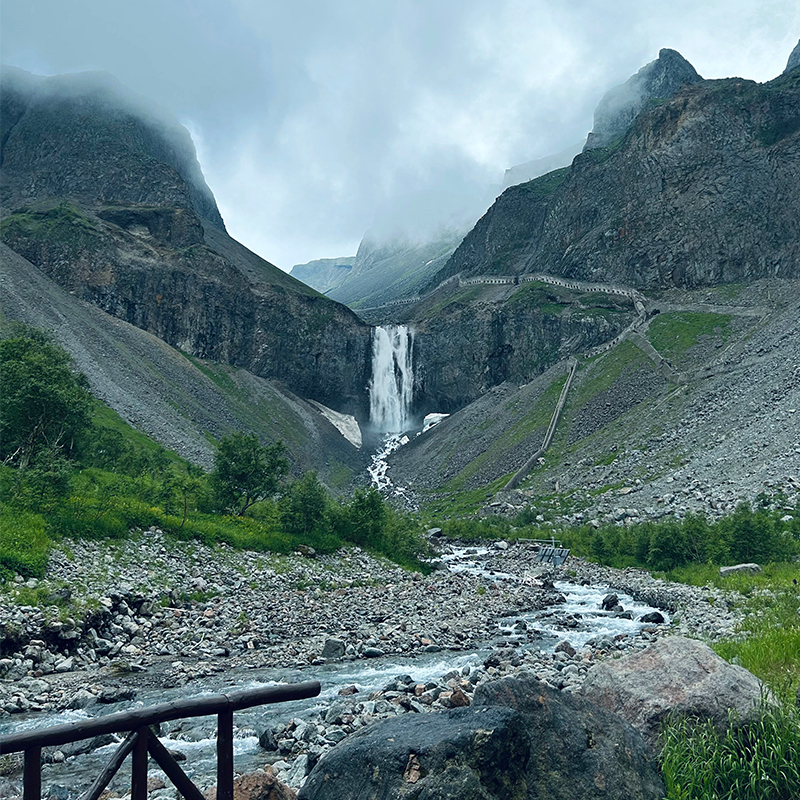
[0,681,321,754]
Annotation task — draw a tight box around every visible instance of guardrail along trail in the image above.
[0,681,321,800]
[504,357,578,491]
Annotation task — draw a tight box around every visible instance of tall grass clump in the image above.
[0,504,49,580]
[660,703,800,800]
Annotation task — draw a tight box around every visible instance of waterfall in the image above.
[369,325,414,433]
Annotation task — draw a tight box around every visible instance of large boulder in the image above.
[582,636,767,747]
[300,675,663,800]
[473,676,664,800]
[298,705,529,800]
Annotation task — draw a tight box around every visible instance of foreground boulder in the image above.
[473,676,664,800]
[299,676,663,800]
[299,705,528,800]
[205,768,296,800]
[582,636,767,746]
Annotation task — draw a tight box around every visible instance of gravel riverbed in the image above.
[0,530,745,795]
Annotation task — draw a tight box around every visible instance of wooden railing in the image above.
[0,681,321,800]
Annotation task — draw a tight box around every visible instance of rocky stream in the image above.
[0,530,745,797]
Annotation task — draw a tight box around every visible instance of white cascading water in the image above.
[369,325,414,433]
[368,325,415,501]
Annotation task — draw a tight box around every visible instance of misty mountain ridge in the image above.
[428,44,800,293]
[0,64,375,482]
[0,66,224,229]
[3,39,800,516]
[294,48,705,310]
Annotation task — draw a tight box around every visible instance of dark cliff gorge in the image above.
[0,67,372,416]
[432,59,800,290]
[386,281,635,415]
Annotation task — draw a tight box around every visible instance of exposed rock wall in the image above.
[434,68,800,291]
[0,204,372,416]
[584,48,701,150]
[0,66,373,418]
[410,295,632,414]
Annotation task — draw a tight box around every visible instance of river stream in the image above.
[0,547,667,796]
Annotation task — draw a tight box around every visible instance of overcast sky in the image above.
[2,1,799,270]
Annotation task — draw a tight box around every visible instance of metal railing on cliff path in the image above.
[0,681,321,800]
[504,358,578,491]
[356,271,646,315]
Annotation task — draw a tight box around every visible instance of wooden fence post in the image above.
[217,707,234,800]
[131,726,149,800]
[23,747,41,800]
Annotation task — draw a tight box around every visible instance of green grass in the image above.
[90,401,187,466]
[647,311,731,362]
[180,352,240,395]
[424,475,514,517]
[660,563,800,800]
[660,702,800,800]
[417,286,483,319]
[516,166,570,199]
[568,340,648,408]
[0,202,101,255]
[0,505,49,580]
[436,375,567,497]
[506,283,568,314]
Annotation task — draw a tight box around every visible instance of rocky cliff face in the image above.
[290,256,355,294]
[0,67,224,229]
[584,48,701,150]
[0,66,372,418]
[384,281,635,415]
[432,63,800,291]
[785,39,800,74]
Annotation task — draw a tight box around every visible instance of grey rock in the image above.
[320,638,346,660]
[600,593,619,611]
[299,705,529,800]
[554,640,576,658]
[585,49,701,150]
[258,727,279,751]
[473,675,664,799]
[719,563,762,577]
[582,636,769,747]
[638,612,665,624]
[785,39,800,74]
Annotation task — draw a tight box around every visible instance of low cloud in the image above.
[3,0,799,268]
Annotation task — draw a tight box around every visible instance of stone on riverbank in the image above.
[300,674,663,800]
[582,636,768,746]
[205,767,296,800]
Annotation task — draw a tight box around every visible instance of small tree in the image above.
[346,487,388,548]
[0,326,92,467]
[280,471,329,537]
[210,432,288,516]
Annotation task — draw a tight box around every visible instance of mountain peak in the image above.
[785,39,800,74]
[0,65,225,230]
[584,48,702,150]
